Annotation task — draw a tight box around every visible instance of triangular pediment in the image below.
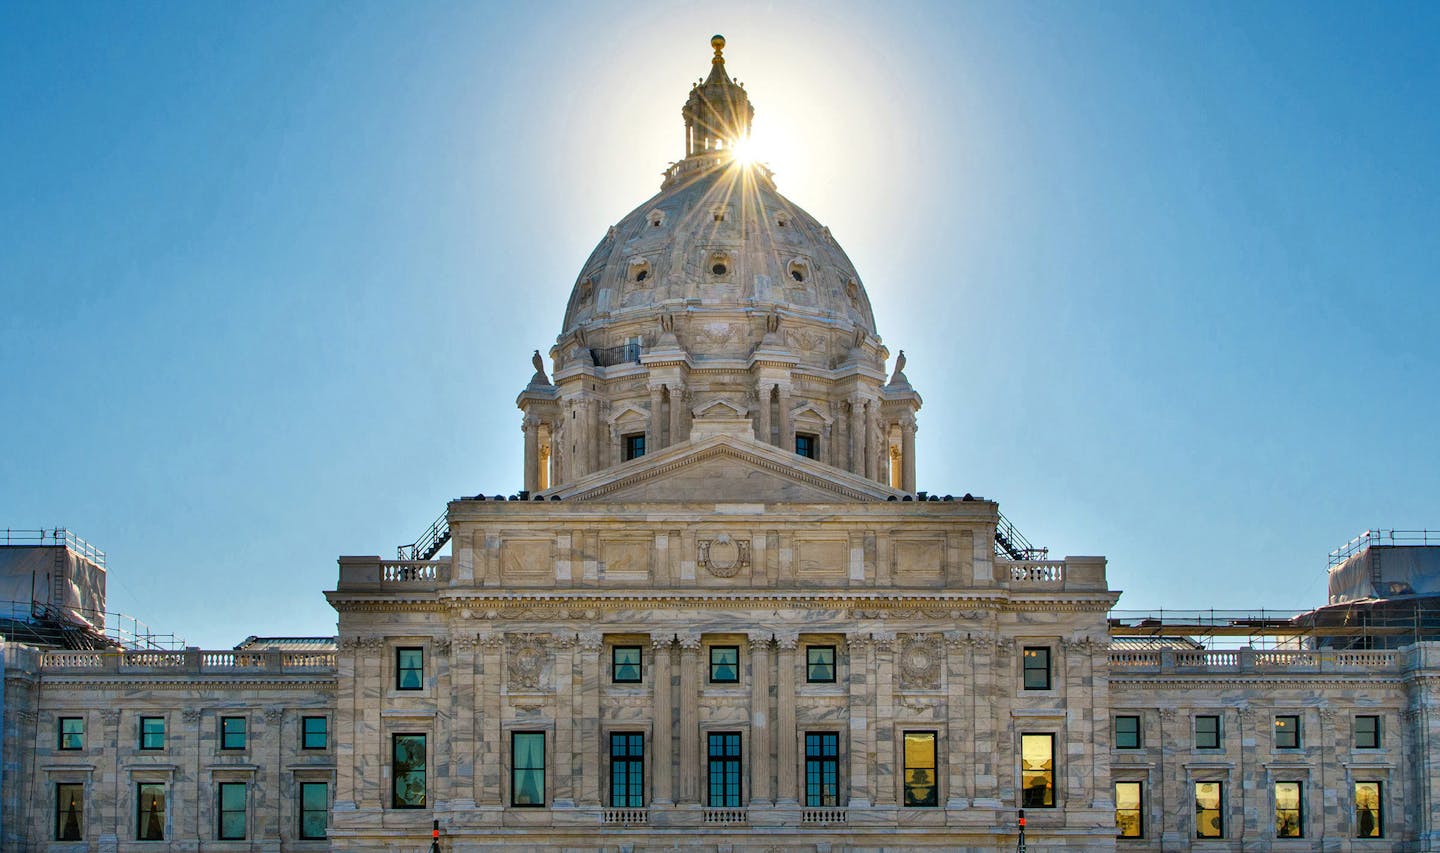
[547,433,902,503]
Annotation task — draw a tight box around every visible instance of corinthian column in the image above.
[651,633,675,805]
[748,630,774,805]
[848,397,865,476]
[677,631,701,803]
[901,416,917,493]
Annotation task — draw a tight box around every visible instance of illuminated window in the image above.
[1354,781,1382,838]
[709,646,739,683]
[805,732,839,806]
[137,783,166,841]
[217,782,247,840]
[1274,715,1300,749]
[1022,647,1051,690]
[299,782,328,839]
[1194,715,1220,749]
[1020,733,1055,808]
[392,734,426,808]
[1115,781,1143,838]
[512,732,546,806]
[55,783,84,841]
[612,646,642,683]
[396,647,424,690]
[1354,715,1380,749]
[1195,781,1223,838]
[903,731,938,806]
[806,646,836,683]
[1114,715,1141,749]
[609,732,644,807]
[58,717,84,750]
[1274,781,1303,837]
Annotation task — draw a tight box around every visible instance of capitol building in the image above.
[4,35,1439,853]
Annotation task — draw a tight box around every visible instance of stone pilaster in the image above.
[872,631,897,805]
[478,632,505,805]
[578,632,603,806]
[651,634,675,805]
[776,631,799,805]
[943,632,970,808]
[847,632,873,807]
[451,634,478,807]
[553,635,577,806]
[748,630,774,805]
[677,631,701,804]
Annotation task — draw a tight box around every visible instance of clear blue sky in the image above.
[3,2,1437,648]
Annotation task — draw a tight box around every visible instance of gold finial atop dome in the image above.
[711,34,726,63]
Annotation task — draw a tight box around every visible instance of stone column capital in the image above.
[676,631,702,651]
[745,630,774,650]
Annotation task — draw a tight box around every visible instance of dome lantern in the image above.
[682,35,754,157]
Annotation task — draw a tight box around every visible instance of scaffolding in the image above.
[1110,604,1440,651]
[1329,529,1440,568]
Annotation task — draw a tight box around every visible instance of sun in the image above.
[729,135,757,166]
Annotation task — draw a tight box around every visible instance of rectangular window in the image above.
[55,783,84,841]
[220,716,247,750]
[795,433,817,459]
[1115,781,1143,838]
[806,646,836,683]
[1354,715,1381,749]
[392,733,426,808]
[139,716,165,750]
[612,646,642,683]
[512,731,546,806]
[396,647,424,690]
[1354,781,1382,838]
[302,716,328,750]
[1275,781,1303,837]
[709,645,739,683]
[1274,714,1300,749]
[706,732,742,807]
[1020,733,1055,808]
[903,731,938,807]
[609,732,644,807]
[623,433,646,461]
[1114,715,1141,749]
[137,782,166,841]
[1195,781,1223,838]
[58,716,85,750]
[300,781,328,839]
[217,782,247,840]
[1194,715,1220,749]
[805,732,839,806]
[1022,647,1051,690]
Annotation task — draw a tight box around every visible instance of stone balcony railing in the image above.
[601,808,648,825]
[39,648,337,674]
[1109,648,1403,675]
[1004,560,1065,586]
[701,808,748,825]
[801,807,848,825]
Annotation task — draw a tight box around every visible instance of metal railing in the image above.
[1329,529,1440,567]
[994,513,1047,561]
[398,511,450,561]
[2,528,106,568]
[1108,648,1401,674]
[0,599,184,651]
[590,342,642,367]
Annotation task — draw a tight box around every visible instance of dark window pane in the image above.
[710,646,739,683]
[609,732,644,807]
[140,717,165,750]
[806,646,836,683]
[624,434,646,461]
[706,732,742,806]
[392,734,426,808]
[805,732,839,806]
[221,716,246,750]
[1115,715,1141,749]
[1022,647,1050,690]
[613,646,642,683]
[1354,716,1380,749]
[396,647,424,690]
[1195,715,1220,749]
[300,782,328,839]
[1274,715,1300,749]
[218,783,247,840]
[302,716,328,750]
[512,732,546,806]
[59,717,84,750]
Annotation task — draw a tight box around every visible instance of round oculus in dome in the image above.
[711,262,727,276]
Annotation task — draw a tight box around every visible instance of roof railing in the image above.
[1329,529,1440,568]
[1,528,106,569]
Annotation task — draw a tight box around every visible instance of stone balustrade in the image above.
[601,808,648,825]
[39,648,337,673]
[380,559,447,583]
[1108,647,1402,674]
[1005,560,1065,584]
[801,807,848,825]
[702,808,748,824]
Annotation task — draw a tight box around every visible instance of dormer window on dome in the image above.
[788,260,809,283]
[629,257,652,283]
[648,209,666,228]
[709,252,731,277]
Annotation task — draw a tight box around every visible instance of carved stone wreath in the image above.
[507,635,549,691]
[698,534,751,578]
[899,635,942,690]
